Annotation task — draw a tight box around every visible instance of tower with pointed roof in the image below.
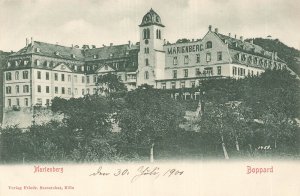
[137,8,165,86]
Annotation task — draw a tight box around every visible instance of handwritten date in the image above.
[89,166,184,182]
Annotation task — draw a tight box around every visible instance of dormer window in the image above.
[24,60,28,65]
[35,48,40,52]
[110,53,113,57]
[81,66,84,71]
[7,62,11,68]
[36,59,40,66]
[71,54,76,58]
[55,51,60,55]
[93,55,97,59]
[15,60,19,66]
[125,51,129,55]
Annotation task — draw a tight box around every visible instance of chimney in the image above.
[71,44,74,48]
[26,38,29,47]
[215,28,218,33]
[110,43,113,47]
[250,39,254,44]
[31,37,34,45]
[240,36,243,41]
[208,25,212,31]
[102,44,106,47]
[128,40,131,46]
[234,34,237,39]
[228,33,231,37]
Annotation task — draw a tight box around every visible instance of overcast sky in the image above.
[0,0,299,51]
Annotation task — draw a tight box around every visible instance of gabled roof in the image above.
[10,41,85,60]
[214,32,286,63]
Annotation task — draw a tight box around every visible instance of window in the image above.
[93,76,97,83]
[217,52,222,61]
[23,85,29,93]
[68,75,71,82]
[6,86,11,94]
[161,83,166,89]
[206,53,211,62]
[196,54,200,63]
[144,47,149,54]
[191,81,196,88]
[16,85,19,94]
[156,29,161,39]
[15,60,19,67]
[7,62,11,68]
[16,98,20,106]
[81,66,84,71]
[173,70,177,79]
[23,71,29,79]
[184,69,188,77]
[46,99,50,106]
[62,87,65,94]
[37,85,41,93]
[87,76,90,83]
[68,88,71,95]
[195,68,201,76]
[15,71,19,80]
[241,54,246,61]
[173,57,178,65]
[184,55,189,64]
[206,41,212,49]
[105,65,108,70]
[86,89,90,94]
[37,71,41,79]
[180,81,185,88]
[145,58,149,66]
[171,82,176,89]
[74,75,78,83]
[55,87,58,94]
[46,86,50,93]
[46,72,50,80]
[6,72,12,80]
[36,60,40,66]
[204,68,213,76]
[251,70,254,76]
[82,76,85,83]
[74,88,78,95]
[8,99,11,107]
[54,73,58,81]
[217,66,221,75]
[61,74,65,81]
[144,71,149,80]
[143,28,150,39]
[82,89,85,95]
[24,98,28,106]
[37,98,42,105]
[93,88,97,94]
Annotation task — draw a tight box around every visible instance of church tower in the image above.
[137,9,165,87]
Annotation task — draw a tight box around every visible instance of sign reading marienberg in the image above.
[167,44,201,55]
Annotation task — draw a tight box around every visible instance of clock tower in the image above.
[137,8,165,87]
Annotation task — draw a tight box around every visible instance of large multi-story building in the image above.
[2,8,288,127]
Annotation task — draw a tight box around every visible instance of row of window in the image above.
[235,53,285,69]
[232,66,260,77]
[172,52,222,65]
[7,98,30,107]
[171,66,222,79]
[161,80,197,89]
[6,71,29,81]
[6,85,29,94]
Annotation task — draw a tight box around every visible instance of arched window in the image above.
[156,29,161,39]
[143,29,147,40]
[146,28,150,39]
[145,58,149,66]
[206,41,212,49]
[144,71,149,79]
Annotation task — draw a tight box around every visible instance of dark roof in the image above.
[84,44,139,61]
[139,8,165,27]
[10,41,85,60]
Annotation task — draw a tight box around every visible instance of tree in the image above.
[96,73,127,96]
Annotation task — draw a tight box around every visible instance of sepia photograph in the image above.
[0,0,299,195]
